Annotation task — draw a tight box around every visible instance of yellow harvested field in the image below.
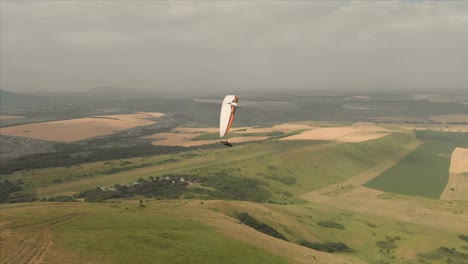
[449,148,468,174]
[146,132,267,147]
[0,115,25,120]
[429,114,468,123]
[153,123,316,147]
[440,173,468,200]
[0,112,164,142]
[171,123,391,144]
[440,148,468,200]
[281,124,392,142]
[282,127,355,141]
[240,124,314,133]
[174,124,313,134]
[146,133,211,147]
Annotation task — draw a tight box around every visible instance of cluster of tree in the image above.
[1,144,197,174]
[40,172,274,203]
[76,176,188,202]
[459,234,468,242]
[317,221,345,230]
[375,236,400,250]
[197,174,271,202]
[437,247,468,259]
[0,180,36,203]
[236,212,288,241]
[419,246,468,263]
[42,195,76,202]
[299,240,353,253]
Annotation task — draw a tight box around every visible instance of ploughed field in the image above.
[0,112,164,142]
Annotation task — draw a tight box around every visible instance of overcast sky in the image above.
[1,1,467,93]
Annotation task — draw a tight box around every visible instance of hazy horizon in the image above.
[1,1,468,93]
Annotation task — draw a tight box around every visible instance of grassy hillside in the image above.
[365,131,468,198]
[236,133,417,196]
[1,200,467,264]
[0,202,289,264]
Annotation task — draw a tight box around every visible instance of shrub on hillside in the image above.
[199,175,271,202]
[299,240,353,253]
[0,180,36,203]
[458,234,468,242]
[317,221,345,230]
[76,175,188,202]
[45,195,76,202]
[376,236,399,249]
[236,212,287,241]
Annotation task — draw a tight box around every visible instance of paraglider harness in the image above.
[220,141,233,147]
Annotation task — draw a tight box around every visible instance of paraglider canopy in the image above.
[219,95,238,138]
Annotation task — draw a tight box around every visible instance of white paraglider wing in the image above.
[219,95,238,137]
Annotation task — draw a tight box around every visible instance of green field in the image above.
[365,131,468,198]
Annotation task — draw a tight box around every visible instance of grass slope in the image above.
[0,202,288,264]
[233,132,417,196]
[365,131,468,198]
[2,200,466,264]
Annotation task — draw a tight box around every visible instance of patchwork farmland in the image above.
[0,112,164,142]
[2,98,468,264]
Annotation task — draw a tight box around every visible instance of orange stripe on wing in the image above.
[225,105,237,135]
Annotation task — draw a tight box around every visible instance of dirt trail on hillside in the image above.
[3,213,78,264]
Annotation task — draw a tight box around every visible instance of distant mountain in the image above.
[0,89,36,102]
[0,89,52,111]
[88,87,157,98]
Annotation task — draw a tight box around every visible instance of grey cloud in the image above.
[1,1,467,92]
